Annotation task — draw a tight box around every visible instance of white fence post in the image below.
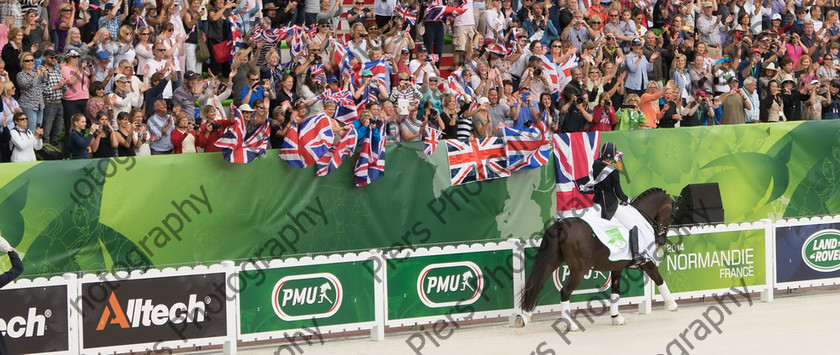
[761,219,775,303]
[222,260,238,355]
[508,238,525,327]
[638,272,652,315]
[64,273,80,354]
[370,249,386,341]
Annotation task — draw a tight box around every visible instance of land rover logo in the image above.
[271,273,343,321]
[802,229,840,272]
[417,262,483,308]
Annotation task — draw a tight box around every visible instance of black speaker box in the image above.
[674,183,724,224]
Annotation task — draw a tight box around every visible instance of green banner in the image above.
[238,261,376,334]
[523,247,644,305]
[657,230,766,294]
[2,120,840,276]
[386,250,514,320]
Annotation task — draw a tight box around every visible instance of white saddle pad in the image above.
[558,205,659,266]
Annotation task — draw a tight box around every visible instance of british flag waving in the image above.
[214,107,270,164]
[504,120,551,172]
[445,137,510,186]
[279,113,335,168]
[424,125,443,156]
[395,2,417,25]
[354,123,386,187]
[316,128,358,176]
[553,132,600,212]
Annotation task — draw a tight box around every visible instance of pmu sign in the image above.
[238,260,376,335]
[0,285,69,354]
[386,249,514,321]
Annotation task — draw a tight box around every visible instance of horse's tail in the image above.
[520,221,566,313]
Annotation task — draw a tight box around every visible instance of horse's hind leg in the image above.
[609,270,626,325]
[642,262,678,311]
[558,270,585,331]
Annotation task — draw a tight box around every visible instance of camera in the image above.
[604,100,611,106]
[533,67,543,77]
[103,125,111,134]
[210,122,221,130]
[360,33,368,38]
[428,108,438,117]
[576,97,585,104]
[192,123,201,131]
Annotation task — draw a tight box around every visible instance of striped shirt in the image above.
[456,116,473,140]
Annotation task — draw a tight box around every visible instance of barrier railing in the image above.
[3,216,840,354]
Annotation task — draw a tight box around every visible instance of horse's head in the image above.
[630,188,674,247]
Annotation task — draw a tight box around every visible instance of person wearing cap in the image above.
[780,76,804,122]
[800,79,829,121]
[720,76,751,124]
[792,6,809,36]
[823,81,840,120]
[41,50,66,146]
[354,69,389,106]
[61,48,91,138]
[625,38,657,98]
[92,50,116,94]
[111,73,142,126]
[768,13,785,36]
[409,45,440,86]
[757,61,779,99]
[696,1,724,60]
[172,71,201,123]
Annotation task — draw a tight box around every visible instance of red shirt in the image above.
[590,105,616,131]
[196,118,235,153]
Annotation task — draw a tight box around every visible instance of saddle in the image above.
[559,205,660,265]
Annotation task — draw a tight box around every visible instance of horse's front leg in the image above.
[641,262,678,311]
[610,269,626,325]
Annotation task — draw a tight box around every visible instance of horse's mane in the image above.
[630,187,667,204]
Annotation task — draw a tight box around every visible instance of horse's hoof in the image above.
[611,313,626,325]
[514,314,530,328]
[557,319,580,332]
[666,300,678,311]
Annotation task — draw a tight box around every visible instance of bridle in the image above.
[632,194,677,246]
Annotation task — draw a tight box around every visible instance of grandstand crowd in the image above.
[0,0,839,162]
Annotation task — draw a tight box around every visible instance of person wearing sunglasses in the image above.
[346,0,371,26]
[9,112,43,162]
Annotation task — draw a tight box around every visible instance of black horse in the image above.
[518,188,678,330]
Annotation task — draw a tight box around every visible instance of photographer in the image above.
[346,0,372,26]
[720,77,751,124]
[89,112,119,158]
[591,96,617,131]
[170,112,198,154]
[401,104,443,142]
[409,45,440,86]
[680,90,715,127]
[510,87,539,130]
[241,69,275,108]
[560,92,593,132]
[198,104,236,153]
[802,80,830,121]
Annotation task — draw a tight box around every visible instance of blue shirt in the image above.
[240,87,266,107]
[513,102,539,129]
[147,113,174,152]
[624,52,652,91]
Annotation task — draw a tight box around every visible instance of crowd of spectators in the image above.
[0,0,838,163]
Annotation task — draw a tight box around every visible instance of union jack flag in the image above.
[354,123,386,187]
[427,54,440,63]
[319,89,358,124]
[214,107,270,163]
[424,4,468,22]
[553,132,600,212]
[424,126,443,155]
[486,38,510,57]
[395,2,417,25]
[279,113,335,168]
[556,54,579,91]
[359,59,388,87]
[310,63,325,83]
[251,22,289,43]
[445,137,510,186]
[447,76,466,103]
[539,56,561,94]
[316,128,358,176]
[504,120,551,172]
[229,13,246,59]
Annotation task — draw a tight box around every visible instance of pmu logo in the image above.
[417,262,483,308]
[271,273,343,321]
[96,292,208,330]
[802,229,840,272]
[0,308,50,338]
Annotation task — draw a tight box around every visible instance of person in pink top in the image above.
[61,49,91,140]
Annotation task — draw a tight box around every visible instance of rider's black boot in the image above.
[629,226,645,268]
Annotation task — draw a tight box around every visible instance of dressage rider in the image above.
[578,142,647,266]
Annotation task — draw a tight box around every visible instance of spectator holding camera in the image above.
[720,77,751,124]
[591,96,617,131]
[560,92,592,132]
[170,112,198,154]
[197,104,235,153]
[9,112,43,162]
[89,112,118,158]
[409,45,439,86]
[346,0,371,26]
[114,111,139,157]
[681,90,715,127]
[801,80,830,121]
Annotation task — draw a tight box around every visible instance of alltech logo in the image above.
[0,307,49,339]
[97,292,209,330]
[272,273,343,321]
[802,229,840,272]
[417,261,484,308]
